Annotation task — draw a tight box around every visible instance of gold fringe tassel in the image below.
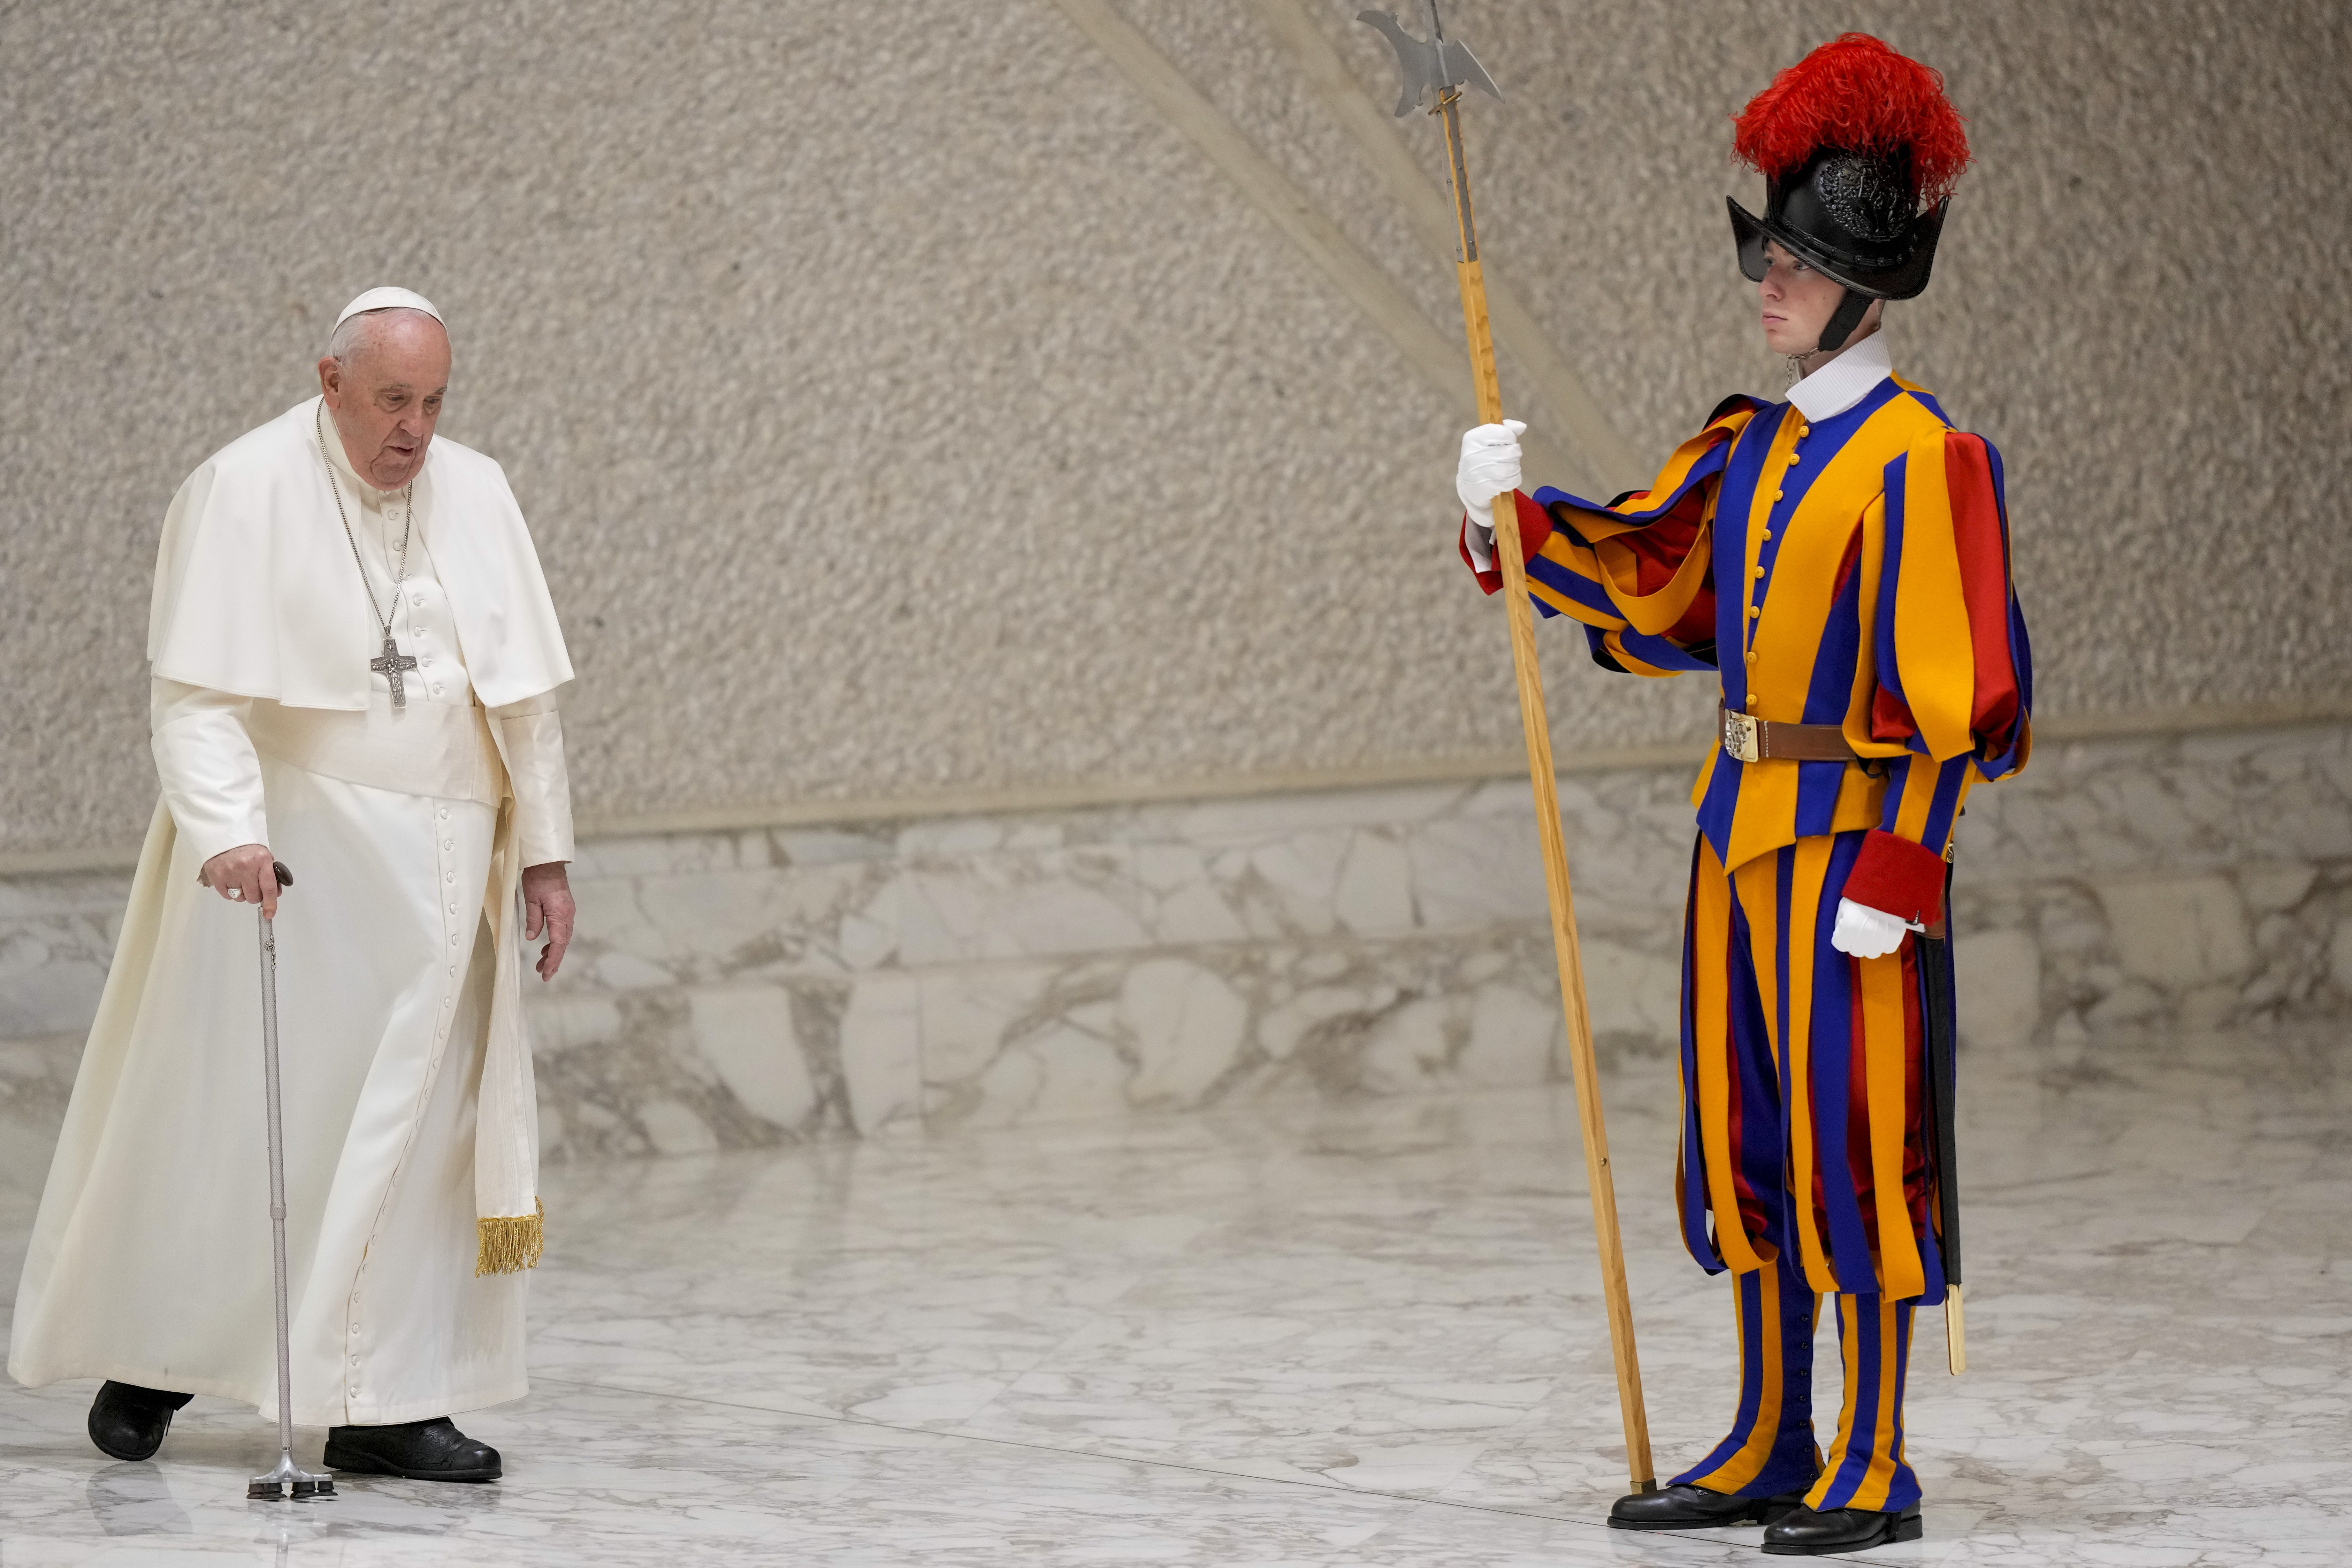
[474,1199,545,1277]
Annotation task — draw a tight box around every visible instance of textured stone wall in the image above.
[2,1,2346,857]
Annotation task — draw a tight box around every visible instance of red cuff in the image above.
[1457,491,1556,596]
[1842,830,1947,926]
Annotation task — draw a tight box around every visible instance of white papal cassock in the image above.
[8,394,574,1426]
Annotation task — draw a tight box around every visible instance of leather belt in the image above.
[1719,705,1859,763]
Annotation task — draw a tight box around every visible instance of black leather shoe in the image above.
[1763,1503,1923,1554]
[88,1381,194,1462]
[1609,1482,1809,1531]
[325,1417,501,1482]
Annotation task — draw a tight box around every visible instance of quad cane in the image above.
[238,859,336,1503]
[1359,3,1655,1492]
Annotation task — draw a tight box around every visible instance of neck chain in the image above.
[316,402,423,709]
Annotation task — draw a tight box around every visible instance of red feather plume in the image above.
[1733,34,1971,205]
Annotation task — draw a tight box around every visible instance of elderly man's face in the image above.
[317,309,450,491]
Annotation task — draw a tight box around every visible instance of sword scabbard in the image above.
[1921,921,1966,1375]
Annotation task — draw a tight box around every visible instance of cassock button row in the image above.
[439,808,450,820]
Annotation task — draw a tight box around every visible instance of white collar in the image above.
[1785,331,1893,422]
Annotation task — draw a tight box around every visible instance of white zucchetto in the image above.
[334,286,443,328]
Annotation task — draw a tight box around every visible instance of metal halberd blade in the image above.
[1356,2,1501,118]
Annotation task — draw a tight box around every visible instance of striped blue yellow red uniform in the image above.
[1464,372,2031,1514]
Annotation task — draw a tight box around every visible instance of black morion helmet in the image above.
[1727,36,1972,353]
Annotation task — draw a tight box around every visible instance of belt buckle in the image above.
[1722,709,1761,763]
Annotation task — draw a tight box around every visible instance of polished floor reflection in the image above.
[4,1029,2347,1564]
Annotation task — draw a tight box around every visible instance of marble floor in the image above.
[3,1029,2348,1565]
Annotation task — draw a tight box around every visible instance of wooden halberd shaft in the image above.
[1433,88,1656,1492]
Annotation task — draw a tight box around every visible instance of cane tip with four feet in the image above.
[246,1471,337,1503]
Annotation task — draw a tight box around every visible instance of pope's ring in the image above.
[229,888,244,900]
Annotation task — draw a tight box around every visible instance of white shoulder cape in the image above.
[148,397,572,709]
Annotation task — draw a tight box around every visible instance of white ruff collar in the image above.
[1787,330,1893,422]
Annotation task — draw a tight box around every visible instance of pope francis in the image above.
[7,288,577,1483]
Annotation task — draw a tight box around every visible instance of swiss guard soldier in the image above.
[1452,35,2032,1556]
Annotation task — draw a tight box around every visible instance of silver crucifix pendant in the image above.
[371,635,420,710]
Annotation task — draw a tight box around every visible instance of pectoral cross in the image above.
[371,635,419,710]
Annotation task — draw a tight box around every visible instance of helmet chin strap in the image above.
[1814,287,1874,354]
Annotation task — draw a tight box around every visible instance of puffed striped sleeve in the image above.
[1460,397,1764,677]
[1843,431,2035,925]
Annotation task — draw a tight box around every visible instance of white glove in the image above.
[1457,419,1526,520]
[1829,897,1922,960]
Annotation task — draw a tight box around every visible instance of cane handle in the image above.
[194,856,294,890]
